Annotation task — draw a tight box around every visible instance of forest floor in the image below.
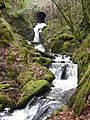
[48,96,90,120]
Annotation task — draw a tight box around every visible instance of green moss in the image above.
[0,104,3,111]
[50,33,74,53]
[18,46,30,64]
[38,51,54,59]
[56,33,74,41]
[63,41,71,52]
[44,70,55,82]
[0,40,10,48]
[69,65,90,116]
[0,83,10,91]
[43,27,49,38]
[18,69,34,85]
[17,80,49,108]
[7,52,16,62]
[29,51,41,57]
[0,94,5,103]
[52,105,68,116]
[0,18,14,41]
[5,68,18,80]
[73,34,90,80]
[0,94,7,110]
[69,35,90,116]
[33,56,52,67]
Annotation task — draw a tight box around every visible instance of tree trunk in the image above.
[81,0,90,28]
[52,0,74,32]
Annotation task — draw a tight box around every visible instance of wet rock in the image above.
[17,80,49,109]
[61,65,68,80]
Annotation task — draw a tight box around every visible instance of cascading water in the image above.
[32,23,47,52]
[0,23,78,120]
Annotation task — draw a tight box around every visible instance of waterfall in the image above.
[32,23,47,52]
[33,23,47,43]
[50,54,78,90]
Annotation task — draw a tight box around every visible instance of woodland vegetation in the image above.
[0,0,90,119]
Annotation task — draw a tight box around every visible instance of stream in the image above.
[0,23,78,120]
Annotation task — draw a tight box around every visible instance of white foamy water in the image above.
[33,23,46,52]
[50,63,78,90]
[33,23,47,43]
[49,54,78,90]
[35,44,45,52]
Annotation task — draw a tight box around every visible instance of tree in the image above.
[81,0,90,29]
[51,0,84,40]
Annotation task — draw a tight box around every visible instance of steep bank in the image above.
[0,0,90,118]
[0,16,55,111]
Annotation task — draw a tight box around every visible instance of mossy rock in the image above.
[56,33,74,41]
[17,80,49,108]
[0,94,6,103]
[50,33,74,53]
[42,27,50,39]
[37,50,54,59]
[30,51,41,57]
[44,70,55,82]
[50,37,63,53]
[33,56,52,67]
[0,104,3,111]
[68,34,90,116]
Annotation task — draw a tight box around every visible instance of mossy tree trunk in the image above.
[81,0,90,29]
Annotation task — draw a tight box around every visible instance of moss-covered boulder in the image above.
[43,69,55,82]
[33,56,52,67]
[50,33,74,53]
[43,30,74,53]
[17,80,49,108]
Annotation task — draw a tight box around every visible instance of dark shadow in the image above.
[6,16,34,41]
[0,2,6,10]
[36,12,46,23]
[61,64,69,80]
